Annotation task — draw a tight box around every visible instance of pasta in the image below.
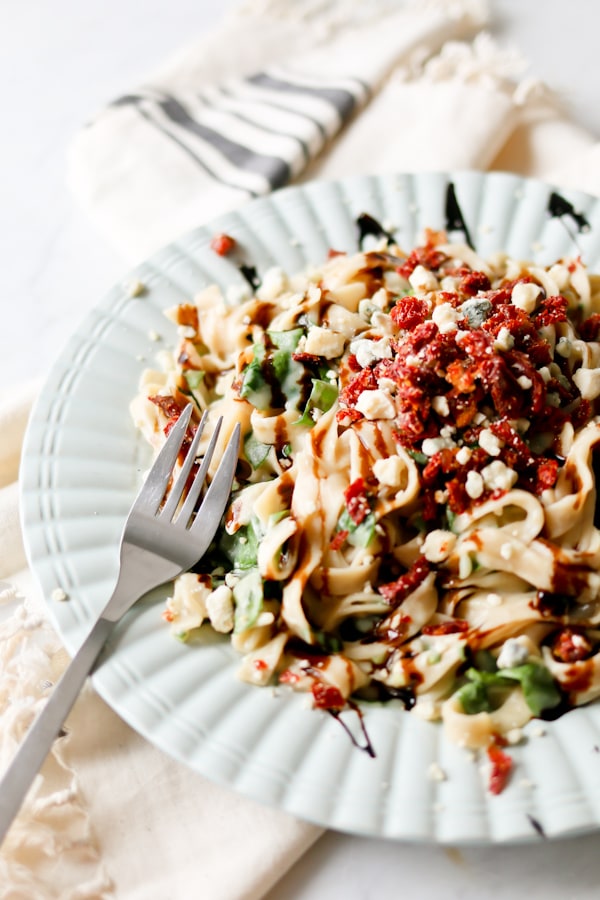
[131,223,600,767]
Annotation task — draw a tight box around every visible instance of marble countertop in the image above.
[4,1,600,897]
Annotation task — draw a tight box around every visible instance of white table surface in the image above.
[4,1,600,897]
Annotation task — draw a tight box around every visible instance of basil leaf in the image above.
[336,507,376,548]
[219,520,260,570]
[268,328,304,353]
[407,449,428,465]
[455,677,493,715]
[294,378,338,427]
[500,663,562,717]
[184,370,204,391]
[240,329,305,410]
[233,569,264,633]
[244,431,271,469]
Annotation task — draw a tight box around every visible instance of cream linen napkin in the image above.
[7,0,600,897]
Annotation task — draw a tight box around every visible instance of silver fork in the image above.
[0,403,240,844]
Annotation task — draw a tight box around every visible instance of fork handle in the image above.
[0,616,114,844]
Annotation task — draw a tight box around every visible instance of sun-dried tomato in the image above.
[378,556,430,605]
[483,305,552,367]
[149,395,189,437]
[344,478,370,526]
[533,458,559,493]
[446,477,471,515]
[390,296,430,330]
[460,270,491,296]
[397,245,446,279]
[346,353,362,373]
[571,398,592,430]
[330,530,349,551]
[487,742,513,795]
[336,408,363,425]
[550,628,593,663]
[312,681,345,710]
[339,367,379,406]
[535,295,569,328]
[580,314,600,341]
[210,232,236,256]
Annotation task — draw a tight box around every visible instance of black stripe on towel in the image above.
[246,72,363,122]
[113,92,291,191]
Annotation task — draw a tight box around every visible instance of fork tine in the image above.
[189,422,241,536]
[131,404,193,515]
[175,417,223,526]
[160,409,208,520]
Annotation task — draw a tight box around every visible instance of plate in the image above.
[21,171,600,844]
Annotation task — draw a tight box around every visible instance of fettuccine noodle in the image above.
[131,225,600,759]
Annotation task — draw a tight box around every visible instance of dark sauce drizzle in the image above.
[547,191,590,233]
[239,263,261,291]
[445,182,474,249]
[356,212,396,249]
[328,702,376,758]
[527,814,547,839]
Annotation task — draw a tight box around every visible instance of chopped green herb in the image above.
[184,370,204,390]
[336,507,376,548]
[408,449,428,465]
[240,328,305,411]
[233,569,264,633]
[244,431,271,469]
[500,663,562,717]
[219,519,260,570]
[294,378,338,427]
[455,663,562,717]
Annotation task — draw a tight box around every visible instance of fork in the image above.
[0,403,240,844]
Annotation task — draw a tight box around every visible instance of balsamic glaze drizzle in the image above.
[445,182,474,249]
[547,191,590,233]
[356,212,396,249]
[328,704,376,758]
[527,814,547,839]
[239,263,261,290]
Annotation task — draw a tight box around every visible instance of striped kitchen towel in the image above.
[68,0,599,264]
[68,0,491,261]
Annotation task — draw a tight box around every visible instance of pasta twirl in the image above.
[131,224,600,755]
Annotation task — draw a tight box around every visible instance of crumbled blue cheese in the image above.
[465,470,484,499]
[350,336,392,368]
[422,433,456,456]
[455,446,472,465]
[478,428,502,457]
[497,637,530,669]
[356,389,395,420]
[409,265,438,293]
[206,584,235,633]
[432,302,459,334]
[460,297,492,327]
[124,278,146,298]
[494,326,514,351]
[517,375,532,390]
[481,460,518,491]
[373,455,404,488]
[421,529,457,563]
[432,395,450,417]
[427,762,447,782]
[304,326,345,359]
